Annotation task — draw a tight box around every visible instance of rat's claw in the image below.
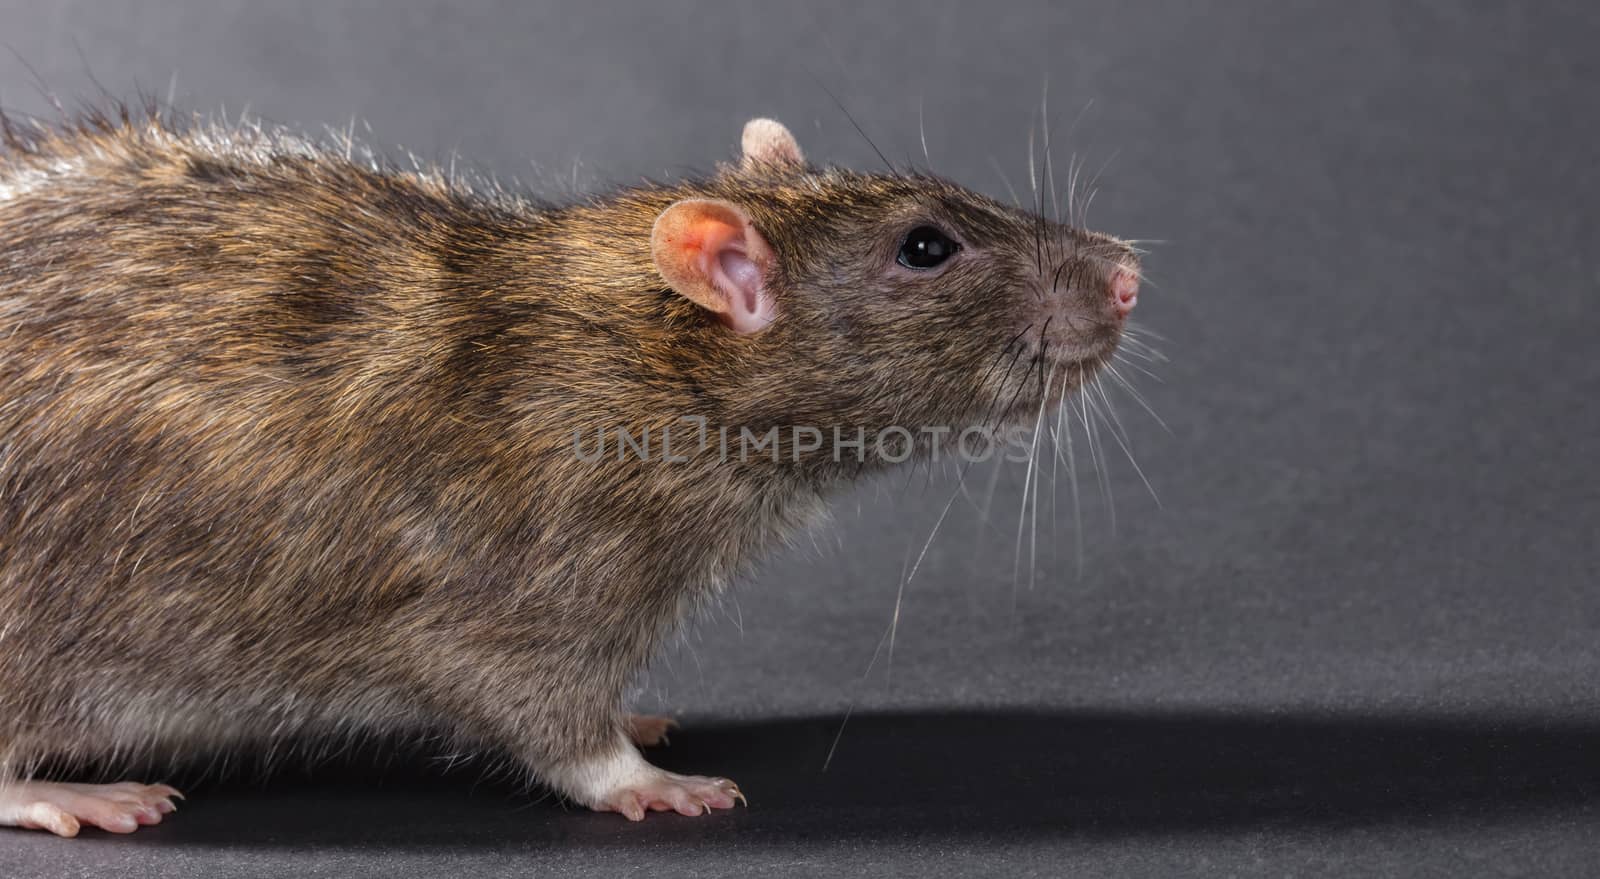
[605,791,648,822]
[702,776,744,807]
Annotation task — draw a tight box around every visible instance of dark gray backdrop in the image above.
[1,2,1597,876]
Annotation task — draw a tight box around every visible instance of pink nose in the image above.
[1111,268,1139,317]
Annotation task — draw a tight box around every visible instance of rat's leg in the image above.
[626,714,677,748]
[414,609,741,819]
[455,672,742,820]
[0,780,181,837]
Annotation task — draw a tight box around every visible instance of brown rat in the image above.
[0,105,1139,834]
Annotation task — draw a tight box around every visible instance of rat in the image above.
[0,105,1139,835]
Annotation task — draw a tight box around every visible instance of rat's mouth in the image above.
[982,349,1113,427]
[1001,323,1122,398]
[1037,310,1125,362]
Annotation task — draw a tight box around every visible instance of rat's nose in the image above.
[1110,267,1139,317]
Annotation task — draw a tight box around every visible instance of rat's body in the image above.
[0,107,1139,835]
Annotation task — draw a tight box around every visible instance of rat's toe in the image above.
[602,790,648,822]
[18,801,80,837]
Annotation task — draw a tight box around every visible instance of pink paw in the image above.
[597,771,745,821]
[0,781,183,837]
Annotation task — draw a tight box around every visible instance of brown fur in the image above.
[0,105,1136,803]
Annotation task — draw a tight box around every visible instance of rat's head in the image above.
[649,118,1140,436]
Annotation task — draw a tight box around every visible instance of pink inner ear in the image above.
[709,243,775,335]
[720,250,762,314]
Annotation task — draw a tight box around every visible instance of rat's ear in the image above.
[740,118,804,171]
[651,198,778,335]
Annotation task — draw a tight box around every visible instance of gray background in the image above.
[2,1,1598,876]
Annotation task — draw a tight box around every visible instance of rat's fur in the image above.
[0,105,1136,816]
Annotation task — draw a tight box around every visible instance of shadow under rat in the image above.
[41,707,1600,850]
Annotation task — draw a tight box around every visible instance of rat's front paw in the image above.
[597,770,745,821]
[544,730,746,822]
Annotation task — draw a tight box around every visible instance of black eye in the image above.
[896,226,960,269]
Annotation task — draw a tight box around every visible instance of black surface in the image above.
[1,1,1598,876]
[9,710,1600,876]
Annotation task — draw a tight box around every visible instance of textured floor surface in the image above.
[1,1,1597,876]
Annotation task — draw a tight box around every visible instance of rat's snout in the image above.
[1027,235,1141,363]
[1111,266,1139,318]
[1038,235,1141,322]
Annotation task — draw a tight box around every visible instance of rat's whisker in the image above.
[979,445,1008,533]
[1031,363,1056,591]
[916,95,933,173]
[1077,247,1145,274]
[987,347,1037,436]
[824,617,891,771]
[1047,375,1061,561]
[1117,332,1169,363]
[1055,373,1084,578]
[886,545,912,679]
[1068,152,1083,229]
[979,334,1031,430]
[1081,149,1120,208]
[1026,120,1042,275]
[1115,335,1163,361]
[811,74,895,174]
[1113,352,1166,380]
[1041,79,1060,259]
[1106,361,1172,433]
[1090,373,1133,449]
[1107,357,1171,416]
[1081,145,1120,225]
[1012,358,1053,604]
[988,155,1023,208]
[1080,389,1115,534]
[858,442,981,742]
[1093,375,1159,506]
[1123,323,1170,344]
[955,452,1007,541]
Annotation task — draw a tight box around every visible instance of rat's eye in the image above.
[897,226,960,269]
